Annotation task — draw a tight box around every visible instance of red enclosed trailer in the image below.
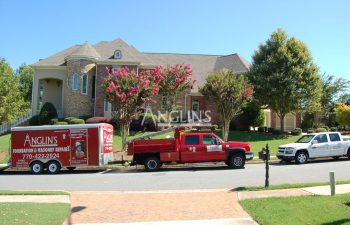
[10,123,113,174]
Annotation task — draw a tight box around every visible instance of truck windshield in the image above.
[296,135,315,143]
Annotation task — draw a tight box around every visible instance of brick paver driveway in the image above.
[67,190,253,224]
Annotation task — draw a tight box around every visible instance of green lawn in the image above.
[0,134,10,164]
[235,180,350,191]
[0,202,70,225]
[240,193,350,225]
[214,130,299,155]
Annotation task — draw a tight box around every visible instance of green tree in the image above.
[16,63,33,104]
[200,71,253,141]
[0,58,25,124]
[248,29,322,132]
[335,102,350,128]
[319,74,349,126]
[238,102,266,130]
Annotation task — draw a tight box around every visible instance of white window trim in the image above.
[72,73,78,91]
[81,73,88,95]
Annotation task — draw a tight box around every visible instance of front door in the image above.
[191,100,200,122]
[181,134,204,162]
[70,129,88,165]
[310,134,329,157]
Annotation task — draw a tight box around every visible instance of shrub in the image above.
[64,117,77,123]
[86,117,111,123]
[39,102,58,125]
[68,118,85,124]
[267,127,274,133]
[315,127,327,133]
[330,127,338,132]
[211,125,218,132]
[272,128,282,135]
[49,118,59,125]
[320,125,329,131]
[307,129,315,133]
[54,121,68,125]
[291,128,302,136]
[258,127,267,132]
[29,115,42,126]
[79,115,92,121]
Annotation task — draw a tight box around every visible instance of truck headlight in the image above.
[285,148,295,154]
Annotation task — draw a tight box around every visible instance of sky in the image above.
[0,0,349,79]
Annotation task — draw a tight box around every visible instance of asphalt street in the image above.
[1,159,350,191]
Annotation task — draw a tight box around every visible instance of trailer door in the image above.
[70,129,88,165]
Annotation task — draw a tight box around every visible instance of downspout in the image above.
[93,64,97,116]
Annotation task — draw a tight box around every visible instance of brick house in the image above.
[31,38,301,131]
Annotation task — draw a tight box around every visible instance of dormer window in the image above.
[114,50,122,59]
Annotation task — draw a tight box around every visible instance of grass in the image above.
[240,193,350,225]
[0,134,10,164]
[214,130,299,155]
[0,202,70,225]
[235,180,350,191]
[0,190,69,195]
[113,130,173,151]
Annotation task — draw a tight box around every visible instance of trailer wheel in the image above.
[30,161,44,174]
[229,154,245,169]
[144,157,161,172]
[47,161,61,174]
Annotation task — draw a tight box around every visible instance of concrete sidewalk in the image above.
[0,195,70,203]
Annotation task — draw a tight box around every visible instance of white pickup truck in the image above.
[277,132,350,164]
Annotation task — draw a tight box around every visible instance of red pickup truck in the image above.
[127,128,254,171]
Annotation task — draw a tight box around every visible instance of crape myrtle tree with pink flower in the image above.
[102,64,194,153]
[158,64,194,123]
[102,66,163,152]
[200,71,254,141]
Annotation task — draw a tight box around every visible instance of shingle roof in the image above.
[32,38,250,90]
[69,42,101,59]
[93,38,155,65]
[144,52,250,91]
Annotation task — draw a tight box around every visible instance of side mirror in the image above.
[312,140,318,144]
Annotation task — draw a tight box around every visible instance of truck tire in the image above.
[47,161,61,174]
[295,151,308,164]
[30,161,44,174]
[347,149,350,160]
[228,154,245,169]
[144,157,161,172]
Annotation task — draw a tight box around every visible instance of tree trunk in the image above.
[120,122,130,153]
[280,115,285,133]
[222,119,230,141]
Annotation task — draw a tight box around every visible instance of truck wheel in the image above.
[347,149,350,160]
[47,161,61,174]
[144,157,161,172]
[229,154,245,169]
[295,151,308,164]
[30,161,44,174]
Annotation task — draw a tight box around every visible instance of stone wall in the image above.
[64,59,95,117]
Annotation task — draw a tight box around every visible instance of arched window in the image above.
[81,73,88,95]
[72,73,78,91]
